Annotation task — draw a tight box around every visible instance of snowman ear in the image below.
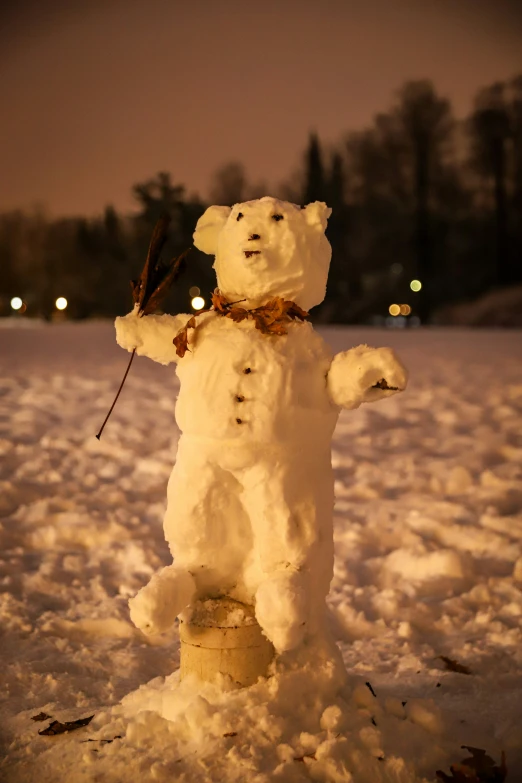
[193,205,232,255]
[302,201,332,232]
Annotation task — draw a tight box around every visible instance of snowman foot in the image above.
[129,564,196,635]
[255,569,308,653]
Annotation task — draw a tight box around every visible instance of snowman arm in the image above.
[115,309,192,366]
[326,344,408,409]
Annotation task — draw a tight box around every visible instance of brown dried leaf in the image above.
[265,297,286,320]
[261,319,288,336]
[372,378,400,391]
[436,747,507,783]
[173,316,198,358]
[228,308,249,323]
[438,656,472,675]
[286,301,309,320]
[223,732,238,738]
[211,289,231,313]
[38,715,94,736]
[173,329,190,358]
[31,712,52,722]
[174,290,309,354]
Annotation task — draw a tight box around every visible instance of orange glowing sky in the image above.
[1,0,521,216]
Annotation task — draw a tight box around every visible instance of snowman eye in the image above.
[272,214,284,221]
[237,213,243,221]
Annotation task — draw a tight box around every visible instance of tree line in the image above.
[1,75,521,324]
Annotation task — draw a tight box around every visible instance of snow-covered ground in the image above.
[1,321,521,783]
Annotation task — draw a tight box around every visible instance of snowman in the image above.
[115,197,407,654]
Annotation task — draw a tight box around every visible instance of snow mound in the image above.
[1,323,521,781]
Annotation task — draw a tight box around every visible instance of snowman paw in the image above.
[115,309,141,353]
[255,570,309,653]
[129,565,196,635]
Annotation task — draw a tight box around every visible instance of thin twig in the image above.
[96,348,136,440]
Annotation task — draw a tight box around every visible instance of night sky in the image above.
[1,0,521,216]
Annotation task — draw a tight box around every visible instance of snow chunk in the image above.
[384,548,468,582]
[405,699,444,735]
[187,598,257,628]
[320,704,344,732]
[446,465,473,494]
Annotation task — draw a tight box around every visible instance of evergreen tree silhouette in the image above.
[303,133,325,204]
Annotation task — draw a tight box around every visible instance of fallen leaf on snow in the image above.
[436,746,507,782]
[438,656,472,675]
[38,715,95,736]
[81,735,122,745]
[31,712,52,722]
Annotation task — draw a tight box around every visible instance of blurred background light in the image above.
[10,297,23,310]
[410,280,422,292]
[189,286,200,297]
[400,304,412,315]
[191,296,205,311]
[55,297,68,311]
[389,304,401,316]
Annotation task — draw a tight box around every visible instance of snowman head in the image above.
[193,196,332,311]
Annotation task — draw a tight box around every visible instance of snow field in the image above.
[0,321,521,782]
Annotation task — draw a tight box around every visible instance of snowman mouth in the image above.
[244,250,261,259]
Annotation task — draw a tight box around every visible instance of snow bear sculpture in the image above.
[115,197,407,653]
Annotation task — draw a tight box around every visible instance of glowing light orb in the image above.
[55,297,68,310]
[388,304,400,316]
[191,296,205,311]
[10,297,23,310]
[400,304,411,316]
[189,286,200,297]
[410,280,422,292]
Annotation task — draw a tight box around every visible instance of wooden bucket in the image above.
[179,598,274,688]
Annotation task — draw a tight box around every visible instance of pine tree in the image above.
[303,133,325,204]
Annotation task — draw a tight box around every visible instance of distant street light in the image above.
[191,296,205,311]
[55,297,68,311]
[10,297,23,310]
[410,280,422,292]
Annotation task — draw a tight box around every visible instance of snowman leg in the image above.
[254,568,309,653]
[129,441,229,636]
[240,453,334,653]
[129,564,196,635]
[164,441,250,595]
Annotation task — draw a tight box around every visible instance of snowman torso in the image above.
[175,312,338,444]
